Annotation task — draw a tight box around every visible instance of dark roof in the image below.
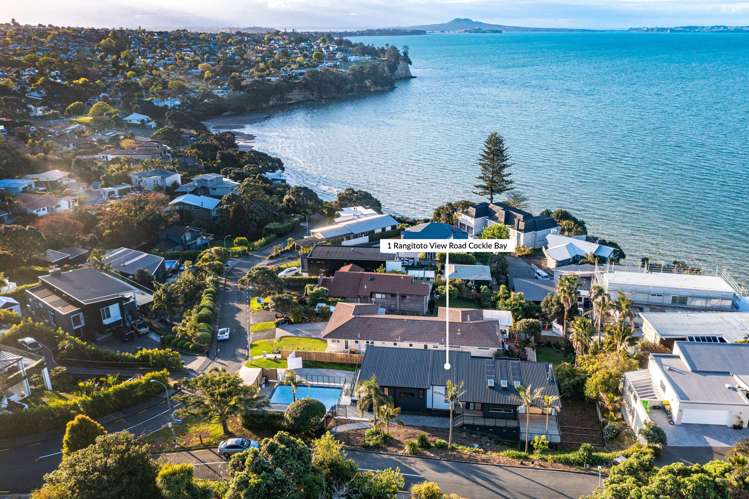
[323,303,501,348]
[402,222,467,240]
[358,346,560,407]
[306,245,397,262]
[45,247,89,264]
[103,247,164,277]
[464,202,558,233]
[39,267,136,305]
[676,342,749,374]
[321,269,430,299]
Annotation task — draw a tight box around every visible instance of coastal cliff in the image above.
[393,59,413,79]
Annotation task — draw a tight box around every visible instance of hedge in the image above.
[0,370,169,438]
[240,410,285,432]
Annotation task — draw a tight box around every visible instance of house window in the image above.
[373,293,388,299]
[100,303,122,325]
[70,313,85,329]
[671,296,688,306]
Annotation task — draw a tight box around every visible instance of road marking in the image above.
[36,451,62,461]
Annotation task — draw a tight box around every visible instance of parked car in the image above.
[216,328,231,341]
[218,438,258,458]
[17,337,42,352]
[277,267,300,277]
[132,319,149,336]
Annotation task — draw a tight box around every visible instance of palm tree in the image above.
[569,316,594,362]
[516,384,544,453]
[446,379,465,449]
[614,294,633,329]
[541,394,560,436]
[284,370,303,402]
[377,402,401,435]
[357,375,385,424]
[589,284,611,344]
[605,322,636,353]
[556,275,579,340]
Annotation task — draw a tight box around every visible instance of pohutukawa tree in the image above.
[474,132,514,204]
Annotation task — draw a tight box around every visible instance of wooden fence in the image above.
[279,350,362,365]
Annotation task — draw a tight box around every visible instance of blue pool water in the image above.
[270,385,342,411]
[212,31,749,284]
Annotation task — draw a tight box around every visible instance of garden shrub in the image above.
[240,410,285,432]
[432,438,448,449]
[363,427,386,447]
[639,421,667,446]
[416,433,431,449]
[404,438,420,455]
[284,398,326,435]
[410,481,443,499]
[603,421,622,441]
[500,449,529,460]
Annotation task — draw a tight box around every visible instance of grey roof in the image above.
[39,267,143,305]
[512,278,555,302]
[603,271,735,294]
[402,222,467,240]
[464,202,558,233]
[0,350,23,371]
[641,312,749,342]
[447,264,492,282]
[544,234,616,263]
[45,247,88,264]
[675,342,749,374]
[103,247,164,277]
[359,346,559,407]
[306,245,397,262]
[132,169,177,179]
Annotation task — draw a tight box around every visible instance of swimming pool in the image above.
[270,385,342,411]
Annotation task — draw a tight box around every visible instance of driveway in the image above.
[156,448,599,498]
[276,322,327,338]
[651,408,749,447]
[211,281,250,373]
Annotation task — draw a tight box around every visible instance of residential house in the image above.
[129,169,182,191]
[23,169,71,189]
[123,112,157,128]
[98,183,132,200]
[458,202,559,249]
[320,265,432,314]
[0,179,35,196]
[543,234,616,269]
[159,225,213,251]
[16,193,77,217]
[301,245,398,275]
[0,297,21,315]
[151,97,181,108]
[1,346,53,411]
[596,271,738,312]
[45,247,89,265]
[103,247,165,282]
[176,173,238,198]
[169,194,221,224]
[446,264,493,284]
[640,312,749,347]
[511,278,556,303]
[100,141,171,162]
[623,342,749,432]
[401,222,467,263]
[310,213,398,246]
[357,346,561,442]
[334,206,378,223]
[26,267,153,340]
[323,303,512,356]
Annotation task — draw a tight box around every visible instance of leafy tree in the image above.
[604,322,636,353]
[176,369,267,435]
[479,223,509,239]
[96,193,172,247]
[35,213,84,248]
[497,289,537,321]
[284,398,326,435]
[639,421,667,446]
[512,318,542,343]
[431,200,473,225]
[542,209,587,236]
[35,432,159,499]
[304,284,328,303]
[152,127,183,148]
[225,432,324,499]
[61,414,106,459]
[0,224,45,264]
[156,463,212,499]
[569,316,594,359]
[0,140,31,178]
[334,188,382,212]
[240,266,283,296]
[346,468,405,499]
[540,293,563,324]
[555,275,579,339]
[312,432,357,496]
[474,132,513,203]
[282,185,322,215]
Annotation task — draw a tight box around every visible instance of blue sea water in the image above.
[217,32,749,283]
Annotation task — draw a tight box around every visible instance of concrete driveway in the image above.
[276,322,328,338]
[651,408,749,447]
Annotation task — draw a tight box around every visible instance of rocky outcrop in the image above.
[393,60,413,80]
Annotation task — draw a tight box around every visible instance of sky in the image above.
[4,0,749,30]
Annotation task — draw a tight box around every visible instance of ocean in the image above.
[209,31,749,284]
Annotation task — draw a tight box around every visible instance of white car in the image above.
[216,328,231,341]
[18,337,42,352]
[278,267,301,277]
[218,438,258,458]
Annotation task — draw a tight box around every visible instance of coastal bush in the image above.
[363,427,387,447]
[404,438,420,455]
[62,414,106,458]
[240,410,285,432]
[639,421,667,446]
[0,370,168,438]
[432,438,448,449]
[603,421,622,441]
[410,481,443,499]
[284,398,326,435]
[416,432,431,449]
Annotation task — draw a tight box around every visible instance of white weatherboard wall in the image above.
[341,235,369,246]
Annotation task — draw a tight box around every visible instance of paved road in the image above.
[156,448,600,498]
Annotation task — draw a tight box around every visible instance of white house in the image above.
[16,193,77,217]
[640,312,749,347]
[596,271,737,312]
[0,296,21,315]
[543,234,616,268]
[151,97,181,108]
[123,112,157,128]
[130,169,182,191]
[334,206,378,223]
[311,214,398,246]
[458,202,559,249]
[446,264,493,283]
[176,173,237,198]
[623,342,749,431]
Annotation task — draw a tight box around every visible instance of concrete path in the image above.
[331,422,372,434]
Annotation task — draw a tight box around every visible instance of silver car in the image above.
[218,438,259,458]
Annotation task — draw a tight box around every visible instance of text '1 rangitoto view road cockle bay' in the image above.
[1,2,749,498]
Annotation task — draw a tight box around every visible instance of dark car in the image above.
[120,329,135,342]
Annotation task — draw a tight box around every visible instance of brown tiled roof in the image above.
[323,303,500,348]
[321,269,430,300]
[16,193,61,211]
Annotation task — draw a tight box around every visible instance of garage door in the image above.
[681,409,729,425]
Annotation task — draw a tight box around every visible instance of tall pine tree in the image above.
[474,132,513,204]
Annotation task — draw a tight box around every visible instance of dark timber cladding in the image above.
[301,245,397,274]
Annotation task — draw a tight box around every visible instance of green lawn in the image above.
[250,320,276,333]
[536,345,574,365]
[247,337,328,368]
[145,415,264,453]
